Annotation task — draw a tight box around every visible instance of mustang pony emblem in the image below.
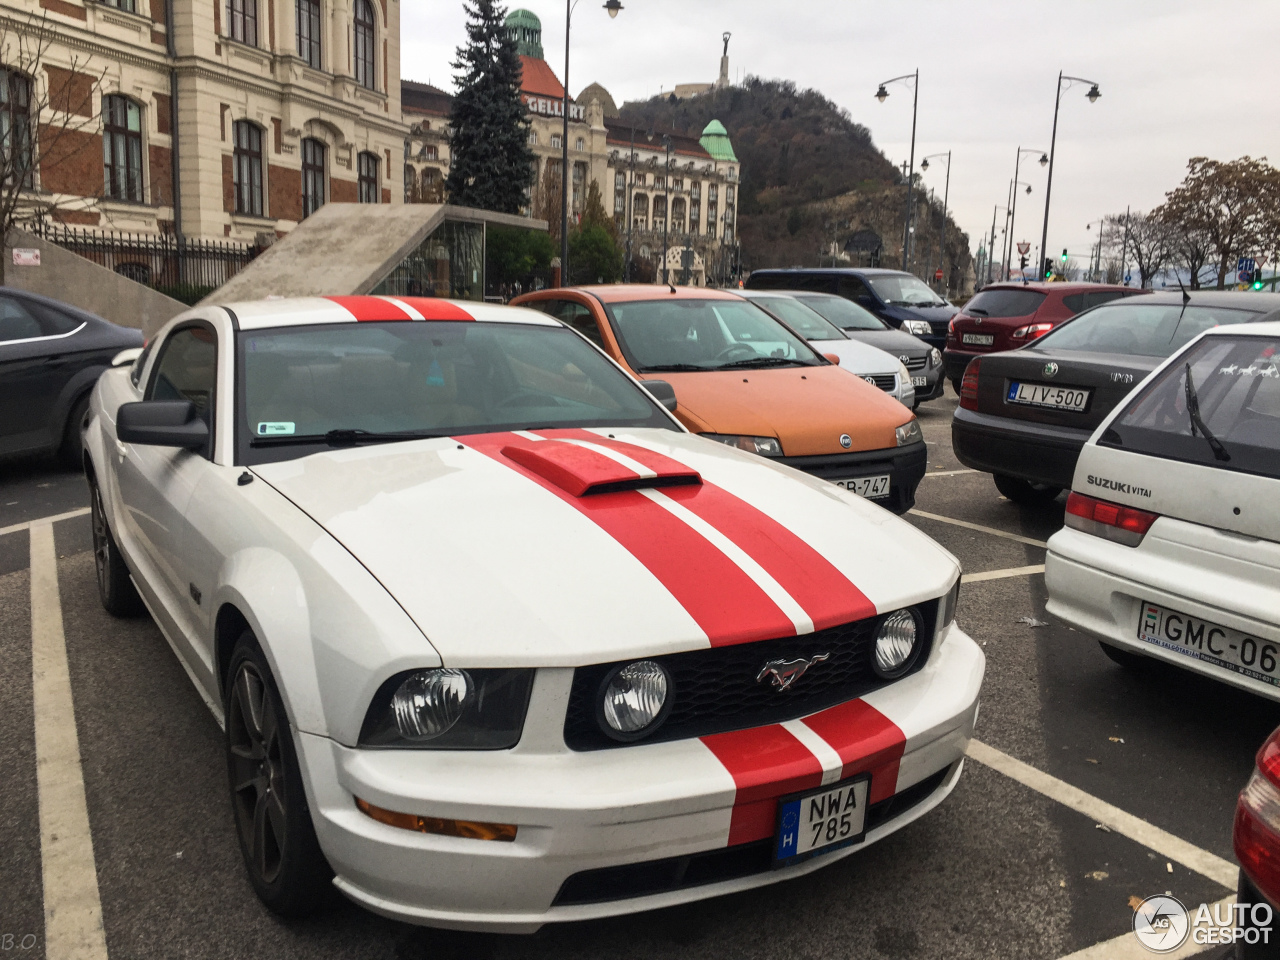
[756,654,831,692]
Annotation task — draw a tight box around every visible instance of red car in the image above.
[943,283,1144,391]
[1234,725,1280,956]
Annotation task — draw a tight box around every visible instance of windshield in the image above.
[237,322,673,462]
[747,296,847,341]
[605,298,822,372]
[1102,334,1280,481]
[793,294,889,331]
[1032,303,1264,358]
[866,274,947,307]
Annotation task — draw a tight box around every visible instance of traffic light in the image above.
[1019,255,1028,273]
[1061,248,1069,262]
[1253,268,1265,291]
[1043,257,1053,279]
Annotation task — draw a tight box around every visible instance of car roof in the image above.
[566,284,745,304]
[1099,290,1280,309]
[974,281,1135,294]
[218,295,560,331]
[1207,316,1280,335]
[1,286,108,324]
[748,267,908,277]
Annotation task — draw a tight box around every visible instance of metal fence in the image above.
[25,223,263,303]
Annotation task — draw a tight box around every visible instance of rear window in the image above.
[964,288,1046,318]
[1032,302,1263,357]
[1102,334,1280,481]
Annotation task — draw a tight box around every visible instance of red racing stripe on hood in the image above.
[462,432,797,646]
[801,699,905,805]
[700,725,823,846]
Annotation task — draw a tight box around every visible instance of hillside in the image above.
[619,78,971,287]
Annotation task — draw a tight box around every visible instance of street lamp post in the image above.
[875,70,919,273]
[660,134,672,283]
[1005,180,1034,278]
[624,124,636,281]
[1039,71,1101,283]
[988,204,1008,285]
[920,151,950,293]
[560,0,624,286]
[1005,147,1047,278]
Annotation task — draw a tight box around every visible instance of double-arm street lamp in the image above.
[560,0,624,285]
[1039,72,1100,281]
[920,151,950,292]
[987,204,1008,285]
[1004,147,1047,278]
[875,70,918,273]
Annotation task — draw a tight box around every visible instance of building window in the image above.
[296,0,322,69]
[614,171,624,190]
[354,0,376,90]
[232,120,263,216]
[575,136,584,151]
[528,130,538,146]
[100,0,136,10]
[0,70,32,189]
[301,137,325,218]
[708,183,718,202]
[635,173,645,186]
[422,144,438,160]
[690,200,700,232]
[727,185,735,203]
[358,151,379,203]
[102,95,143,202]
[550,134,561,149]
[674,178,683,191]
[614,191,624,214]
[654,175,664,190]
[690,181,701,199]
[228,0,258,45]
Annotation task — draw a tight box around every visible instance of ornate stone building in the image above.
[2,0,407,243]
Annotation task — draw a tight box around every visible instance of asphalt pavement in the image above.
[0,388,1263,960]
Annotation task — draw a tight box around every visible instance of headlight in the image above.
[937,578,960,639]
[929,347,943,367]
[895,420,922,446]
[903,319,932,336]
[873,609,921,678]
[896,360,912,384]
[360,668,535,748]
[599,660,671,740]
[701,433,783,457]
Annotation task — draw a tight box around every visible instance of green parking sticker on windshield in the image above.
[257,422,295,436]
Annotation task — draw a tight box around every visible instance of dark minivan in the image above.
[745,268,957,350]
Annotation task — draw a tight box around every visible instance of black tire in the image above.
[950,378,963,395]
[58,392,91,467]
[1237,870,1277,959]
[1098,641,1147,670]
[993,473,1063,506]
[225,632,333,917]
[90,477,145,617]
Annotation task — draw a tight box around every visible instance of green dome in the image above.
[505,9,543,59]
[699,119,738,163]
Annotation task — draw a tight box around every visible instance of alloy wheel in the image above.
[227,662,288,885]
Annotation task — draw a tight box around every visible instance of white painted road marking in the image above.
[961,564,1046,584]
[967,739,1237,888]
[1054,896,1234,960]
[910,509,1050,548]
[921,468,979,477]
[30,522,109,960]
[0,507,91,538]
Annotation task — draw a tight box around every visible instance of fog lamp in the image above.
[601,660,670,739]
[874,609,919,678]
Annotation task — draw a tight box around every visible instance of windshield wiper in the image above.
[638,363,706,372]
[967,307,990,316]
[1184,363,1230,462]
[251,428,447,448]
[717,356,814,369]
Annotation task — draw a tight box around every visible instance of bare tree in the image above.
[1103,210,1175,288]
[530,161,563,247]
[1103,258,1123,285]
[1158,216,1214,289]
[1052,257,1080,282]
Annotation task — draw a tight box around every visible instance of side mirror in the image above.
[641,379,678,412]
[117,400,209,450]
[111,347,143,367]
[822,352,842,366]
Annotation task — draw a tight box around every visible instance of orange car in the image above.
[510,285,927,513]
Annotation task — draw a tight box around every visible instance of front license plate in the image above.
[774,775,870,865]
[1138,602,1280,688]
[962,333,994,345]
[911,376,928,387]
[833,474,891,498]
[1007,380,1091,412]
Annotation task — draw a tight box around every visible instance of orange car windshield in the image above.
[607,298,822,373]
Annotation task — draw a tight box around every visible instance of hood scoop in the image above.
[501,439,701,497]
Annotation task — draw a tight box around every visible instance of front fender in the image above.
[52,363,107,435]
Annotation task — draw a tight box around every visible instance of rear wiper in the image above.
[1183,363,1230,462]
[967,308,990,316]
[251,428,446,447]
[638,363,706,372]
[717,356,813,369]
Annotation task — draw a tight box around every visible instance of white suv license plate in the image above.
[962,333,994,346]
[834,474,891,498]
[1138,601,1280,688]
[774,775,870,865]
[1007,381,1090,412]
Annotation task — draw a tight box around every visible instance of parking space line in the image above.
[921,468,978,478]
[961,564,1045,584]
[30,522,109,960]
[0,507,90,538]
[1054,896,1232,959]
[967,739,1237,889]
[910,509,1049,549]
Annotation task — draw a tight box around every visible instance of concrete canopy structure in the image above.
[202,204,547,304]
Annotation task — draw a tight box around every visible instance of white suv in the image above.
[1045,319,1280,699]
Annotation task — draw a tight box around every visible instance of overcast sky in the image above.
[404,0,1280,274]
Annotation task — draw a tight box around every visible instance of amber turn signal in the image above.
[355,797,517,842]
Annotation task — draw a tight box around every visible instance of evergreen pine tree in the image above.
[446,0,535,214]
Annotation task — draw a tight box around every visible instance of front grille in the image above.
[552,765,953,906]
[563,602,938,751]
[862,374,896,391]
[903,356,928,370]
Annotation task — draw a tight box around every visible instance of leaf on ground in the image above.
[1086,758,1099,764]
[1017,616,1049,627]
[1086,871,1109,881]
[1128,895,1145,912]
[1109,737,1125,743]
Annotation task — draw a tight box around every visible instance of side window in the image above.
[1061,293,1085,314]
[1085,291,1126,310]
[0,296,43,341]
[29,302,82,336]
[147,326,217,449]
[838,276,870,300]
[540,299,605,349]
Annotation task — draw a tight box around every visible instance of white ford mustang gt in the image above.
[84,295,984,932]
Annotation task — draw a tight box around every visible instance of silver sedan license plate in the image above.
[1138,601,1280,688]
[834,474,891,498]
[774,775,870,865]
[962,333,994,345]
[1007,381,1090,412]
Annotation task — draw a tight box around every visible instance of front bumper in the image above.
[297,626,984,932]
[951,406,1089,489]
[1045,526,1280,702]
[911,364,946,404]
[777,440,927,514]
